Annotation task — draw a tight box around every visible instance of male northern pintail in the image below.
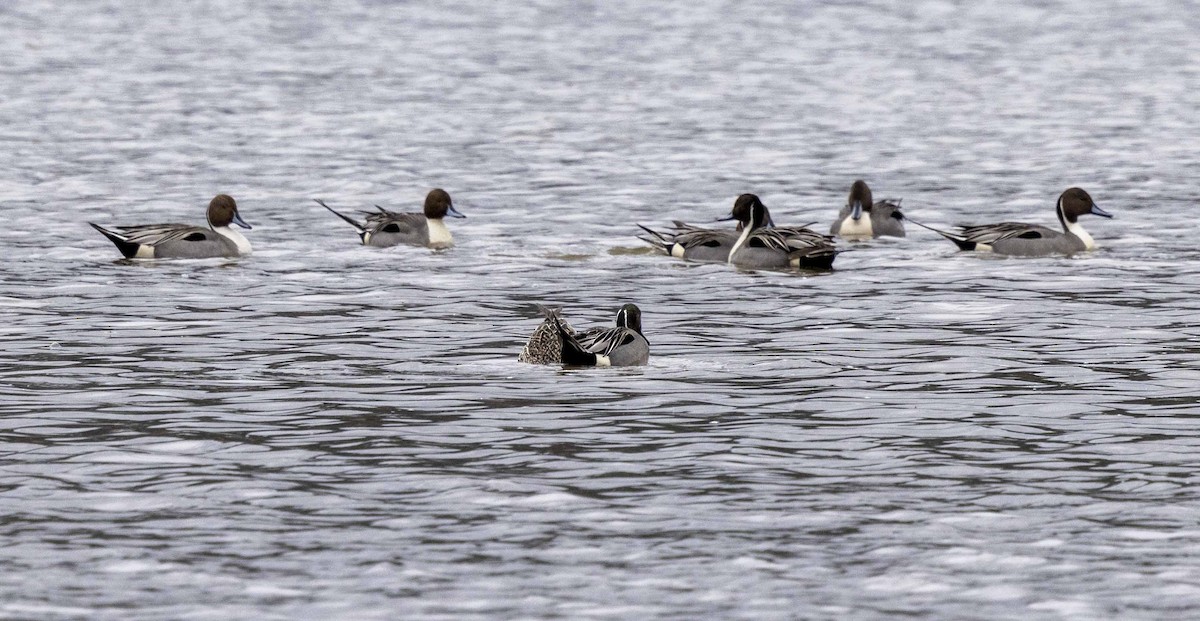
[913,187,1112,256]
[830,180,906,239]
[316,188,465,249]
[727,194,838,269]
[90,194,252,259]
[519,304,649,367]
[636,197,771,263]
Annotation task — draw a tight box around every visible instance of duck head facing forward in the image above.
[424,189,465,220]
[207,194,251,230]
[848,180,873,222]
[615,303,642,334]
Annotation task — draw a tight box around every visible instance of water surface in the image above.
[3,1,1200,619]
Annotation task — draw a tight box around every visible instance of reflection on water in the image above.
[3,0,1200,618]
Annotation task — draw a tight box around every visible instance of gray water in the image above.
[3,1,1200,619]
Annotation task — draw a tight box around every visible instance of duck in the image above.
[830,180,906,239]
[727,194,838,269]
[519,304,649,367]
[636,197,773,263]
[913,187,1112,256]
[316,188,464,249]
[89,194,252,259]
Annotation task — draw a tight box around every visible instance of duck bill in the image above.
[446,204,466,219]
[851,200,863,221]
[766,213,776,227]
[716,213,737,222]
[232,211,252,229]
[1090,204,1113,218]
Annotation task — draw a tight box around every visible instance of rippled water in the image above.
[4,1,1200,619]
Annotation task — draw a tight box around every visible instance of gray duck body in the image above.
[89,194,252,259]
[637,221,740,263]
[922,187,1112,257]
[317,188,464,249]
[726,195,838,270]
[637,195,770,263]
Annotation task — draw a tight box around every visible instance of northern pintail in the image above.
[89,194,252,259]
[519,304,649,367]
[316,188,465,249]
[636,198,772,263]
[830,180,906,239]
[912,187,1112,256]
[727,194,838,269]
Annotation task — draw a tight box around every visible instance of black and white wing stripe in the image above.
[109,223,214,244]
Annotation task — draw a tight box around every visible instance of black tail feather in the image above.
[314,199,366,234]
[636,224,672,253]
[552,313,597,366]
[900,216,975,250]
[89,222,140,258]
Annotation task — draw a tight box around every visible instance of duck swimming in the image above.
[520,304,649,367]
[913,187,1112,256]
[90,194,252,259]
[726,194,838,269]
[316,188,464,249]
[636,197,770,263]
[830,180,906,239]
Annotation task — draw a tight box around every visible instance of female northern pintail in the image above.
[316,188,465,249]
[913,187,1112,256]
[727,194,838,269]
[830,180,906,239]
[519,304,649,367]
[89,194,252,259]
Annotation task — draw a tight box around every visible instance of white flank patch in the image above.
[362,231,372,245]
[214,226,253,255]
[1066,221,1096,249]
[976,243,994,252]
[670,243,686,258]
[135,245,155,259]
[595,355,612,367]
[426,218,454,248]
[837,215,873,239]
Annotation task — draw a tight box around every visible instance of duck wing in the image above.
[638,222,736,252]
[577,326,639,356]
[110,223,215,245]
[749,226,835,254]
[957,222,1058,244]
[362,210,425,236]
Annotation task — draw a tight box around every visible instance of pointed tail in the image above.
[636,224,673,254]
[900,215,975,251]
[89,222,141,258]
[314,199,366,235]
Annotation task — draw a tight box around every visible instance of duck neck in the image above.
[1065,220,1096,249]
[213,226,252,255]
[729,205,769,261]
[1057,198,1095,249]
[426,217,453,248]
[728,221,754,262]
